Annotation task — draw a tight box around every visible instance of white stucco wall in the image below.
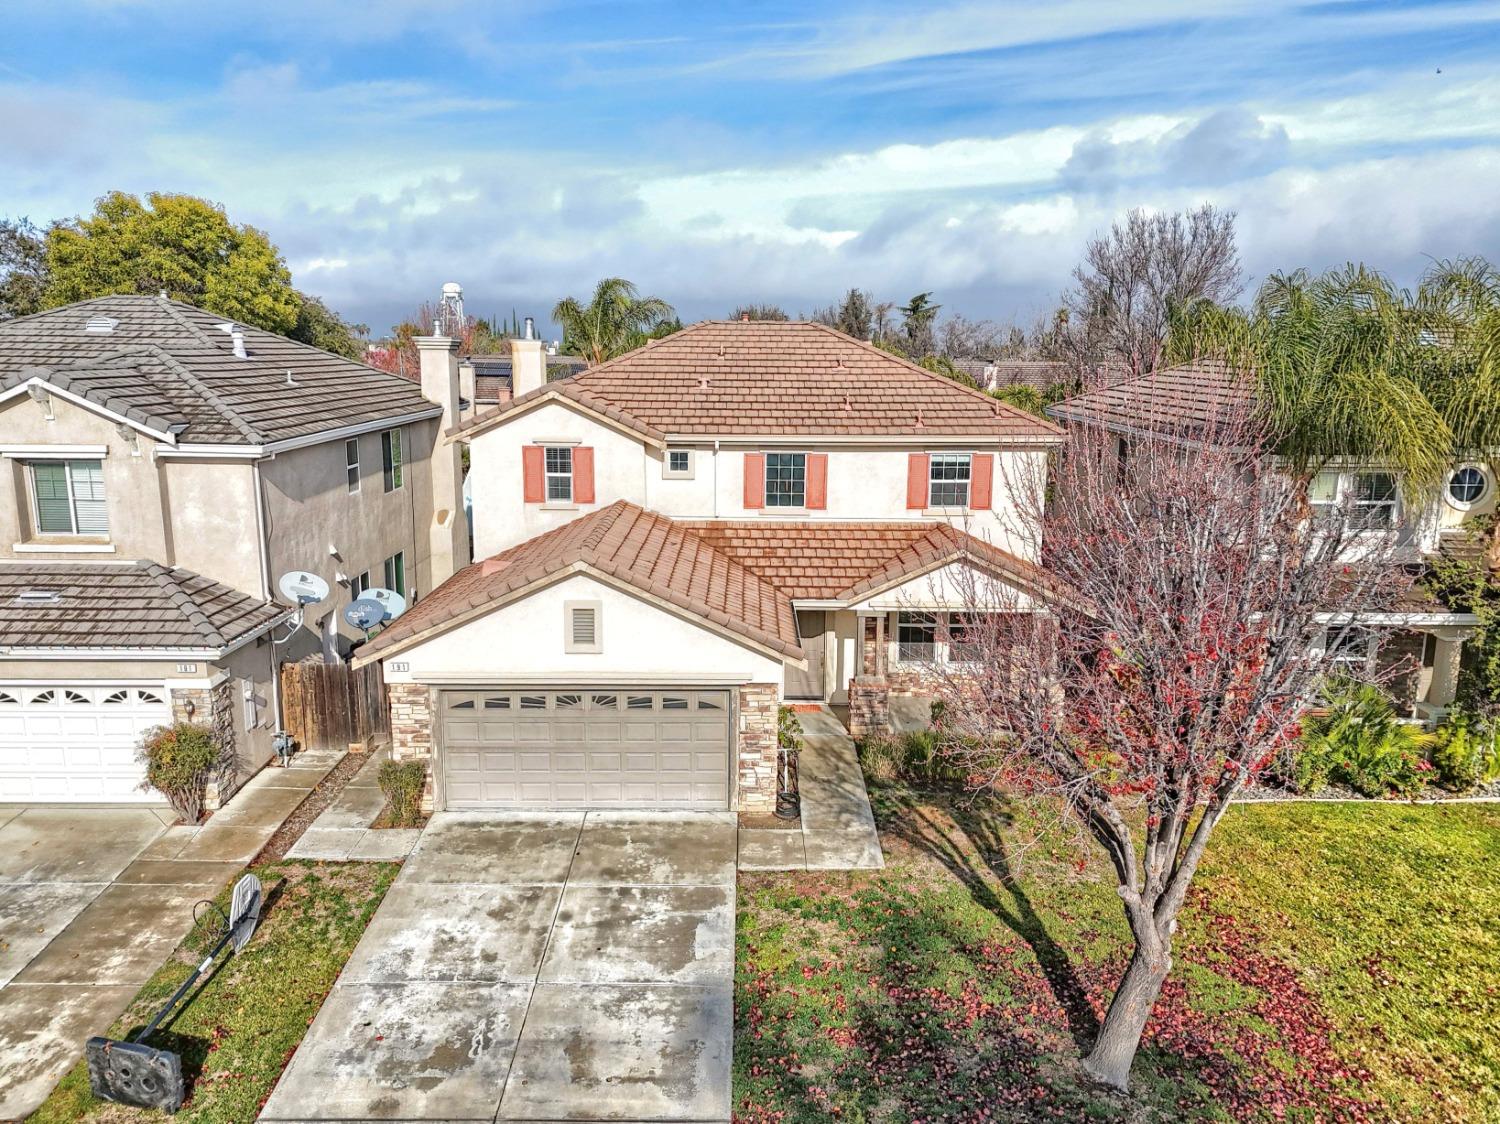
[381,572,785,687]
[853,560,1040,612]
[466,399,1051,559]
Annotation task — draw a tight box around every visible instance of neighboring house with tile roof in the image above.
[358,319,1068,814]
[1047,359,1489,723]
[0,295,469,803]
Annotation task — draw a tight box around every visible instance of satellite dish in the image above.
[344,597,385,631]
[365,587,407,621]
[277,571,330,607]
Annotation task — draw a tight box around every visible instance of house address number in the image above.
[388,661,409,673]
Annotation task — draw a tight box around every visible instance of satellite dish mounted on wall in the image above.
[277,571,330,607]
[344,597,386,633]
[364,587,407,622]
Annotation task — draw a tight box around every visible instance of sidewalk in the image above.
[0,750,340,1119]
[286,747,421,861]
[738,706,884,872]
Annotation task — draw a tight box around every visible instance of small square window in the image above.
[765,452,806,507]
[664,449,694,479]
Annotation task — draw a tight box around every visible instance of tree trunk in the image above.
[1082,941,1172,1091]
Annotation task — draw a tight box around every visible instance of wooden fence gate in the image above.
[280,658,389,751]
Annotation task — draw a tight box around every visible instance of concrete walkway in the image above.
[287,747,422,861]
[738,706,884,872]
[261,810,736,1123]
[0,750,340,1119]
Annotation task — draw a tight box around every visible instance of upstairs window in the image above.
[765,452,806,507]
[1350,472,1398,529]
[928,453,971,508]
[382,428,404,493]
[1448,465,1488,507]
[664,448,694,479]
[383,551,406,599]
[545,447,573,502]
[30,460,108,535]
[346,438,361,494]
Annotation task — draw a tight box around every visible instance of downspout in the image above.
[253,457,284,735]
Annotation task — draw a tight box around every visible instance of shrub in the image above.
[1300,680,1435,798]
[377,759,428,827]
[856,729,970,788]
[858,734,904,783]
[138,722,219,824]
[1431,707,1500,792]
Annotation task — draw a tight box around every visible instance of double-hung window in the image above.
[383,552,406,599]
[381,428,403,493]
[929,453,971,508]
[1350,472,1397,529]
[896,612,937,662]
[545,447,573,502]
[765,452,806,507]
[345,438,361,494]
[30,460,108,536]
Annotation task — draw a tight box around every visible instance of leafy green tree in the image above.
[917,353,976,387]
[730,303,788,321]
[553,277,674,365]
[0,217,49,320]
[987,384,1046,416]
[900,291,941,356]
[44,191,300,334]
[290,293,366,360]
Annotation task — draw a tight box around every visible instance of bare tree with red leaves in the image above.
[927,392,1411,1091]
[367,300,482,379]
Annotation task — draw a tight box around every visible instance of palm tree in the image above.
[1167,261,1500,499]
[552,278,674,366]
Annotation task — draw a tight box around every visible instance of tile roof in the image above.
[1047,359,1254,439]
[452,321,1064,443]
[361,501,803,662]
[0,561,290,652]
[0,295,437,446]
[677,520,1062,603]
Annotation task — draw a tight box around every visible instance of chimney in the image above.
[230,325,247,359]
[511,315,545,398]
[414,327,470,587]
[458,359,476,416]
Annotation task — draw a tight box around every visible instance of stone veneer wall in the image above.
[388,682,437,812]
[170,681,239,810]
[847,676,890,738]
[737,683,779,813]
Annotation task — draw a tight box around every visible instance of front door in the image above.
[785,610,826,699]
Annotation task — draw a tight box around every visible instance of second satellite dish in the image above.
[365,587,407,621]
[344,597,385,631]
[277,570,330,606]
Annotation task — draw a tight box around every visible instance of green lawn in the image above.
[34,860,398,1124]
[735,787,1500,1123]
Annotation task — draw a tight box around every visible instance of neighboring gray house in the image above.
[0,295,468,802]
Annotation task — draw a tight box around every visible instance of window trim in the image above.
[927,452,973,510]
[663,448,695,480]
[1445,464,1490,510]
[1323,626,1375,675]
[382,551,406,599]
[381,427,404,493]
[544,446,574,503]
[345,437,361,494]
[564,599,603,654]
[27,458,109,538]
[1310,469,1402,530]
[764,451,807,509]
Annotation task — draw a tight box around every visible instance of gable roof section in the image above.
[0,561,290,653]
[677,519,1066,605]
[1046,359,1254,440]
[0,295,437,446]
[451,320,1064,444]
[359,501,803,664]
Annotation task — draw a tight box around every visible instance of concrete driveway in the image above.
[261,810,736,1123]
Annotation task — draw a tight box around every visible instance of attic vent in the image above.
[15,589,61,606]
[697,376,710,390]
[83,315,119,334]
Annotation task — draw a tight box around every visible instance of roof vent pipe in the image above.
[523,316,536,341]
[230,325,247,359]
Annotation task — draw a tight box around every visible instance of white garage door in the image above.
[0,684,170,802]
[441,688,731,810]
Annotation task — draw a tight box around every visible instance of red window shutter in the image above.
[970,453,994,510]
[744,453,765,509]
[573,446,595,504]
[906,453,929,510]
[522,446,544,503]
[806,453,828,510]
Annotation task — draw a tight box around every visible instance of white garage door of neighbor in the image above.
[441,687,731,810]
[0,684,170,802]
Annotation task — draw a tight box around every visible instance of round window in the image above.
[1448,465,1488,506]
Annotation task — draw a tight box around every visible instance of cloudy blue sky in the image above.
[4,0,1500,336]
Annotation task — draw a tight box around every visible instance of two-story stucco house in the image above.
[0,295,468,802]
[1047,359,1486,721]
[357,319,1065,814]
